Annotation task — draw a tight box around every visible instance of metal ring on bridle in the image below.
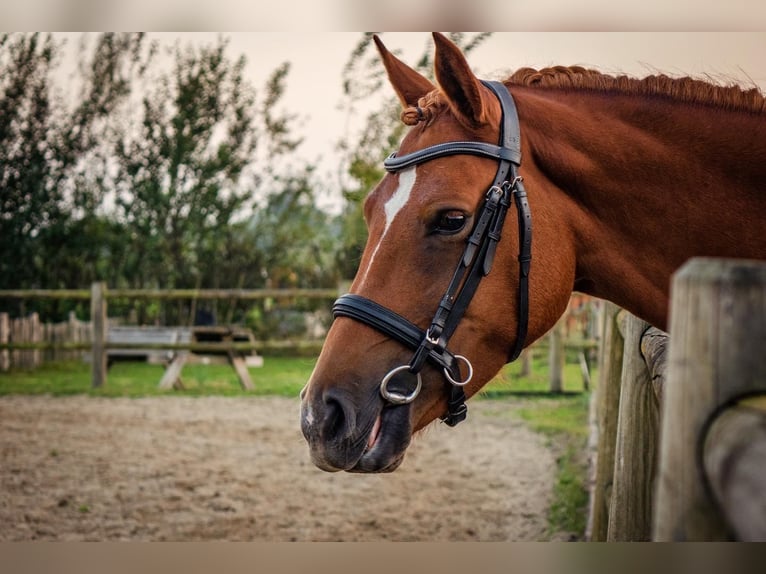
[443,355,473,387]
[380,365,423,404]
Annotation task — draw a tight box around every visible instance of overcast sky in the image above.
[215,32,766,158]
[57,32,766,210]
[230,33,766,208]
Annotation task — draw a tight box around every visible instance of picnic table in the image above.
[106,325,262,390]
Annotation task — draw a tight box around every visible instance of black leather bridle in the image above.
[333,80,532,427]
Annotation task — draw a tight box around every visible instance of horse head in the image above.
[300,33,574,473]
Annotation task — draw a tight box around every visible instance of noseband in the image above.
[333,80,532,427]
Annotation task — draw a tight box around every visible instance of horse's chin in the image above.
[348,451,406,473]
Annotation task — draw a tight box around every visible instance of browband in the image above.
[384,141,522,172]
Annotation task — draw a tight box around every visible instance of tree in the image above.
[0,33,340,327]
[249,165,339,289]
[0,34,59,291]
[0,33,151,318]
[111,38,281,291]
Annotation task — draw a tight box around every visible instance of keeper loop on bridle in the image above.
[332,80,532,428]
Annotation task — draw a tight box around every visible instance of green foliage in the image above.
[112,38,262,294]
[248,165,339,289]
[0,34,152,299]
[0,33,336,331]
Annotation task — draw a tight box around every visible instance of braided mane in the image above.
[508,66,766,114]
[401,66,766,125]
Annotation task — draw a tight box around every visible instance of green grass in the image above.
[481,348,592,395]
[516,394,591,538]
[0,357,316,398]
[0,347,592,398]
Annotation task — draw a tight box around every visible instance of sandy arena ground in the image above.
[0,395,570,541]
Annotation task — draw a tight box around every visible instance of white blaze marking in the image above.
[358,167,417,286]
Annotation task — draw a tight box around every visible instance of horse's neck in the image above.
[520,89,766,329]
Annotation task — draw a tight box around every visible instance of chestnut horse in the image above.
[301,33,766,473]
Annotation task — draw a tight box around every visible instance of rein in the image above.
[333,80,532,427]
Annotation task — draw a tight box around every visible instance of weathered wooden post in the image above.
[607,313,660,541]
[653,258,766,541]
[91,282,108,388]
[67,311,78,362]
[587,302,624,541]
[519,348,532,377]
[702,396,766,540]
[549,318,565,392]
[30,312,41,368]
[0,312,8,371]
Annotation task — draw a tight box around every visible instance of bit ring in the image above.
[380,365,422,405]
[444,355,473,386]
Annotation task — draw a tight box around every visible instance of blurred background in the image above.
[1,32,763,329]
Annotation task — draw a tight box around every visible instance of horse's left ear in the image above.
[374,35,435,108]
[432,32,491,128]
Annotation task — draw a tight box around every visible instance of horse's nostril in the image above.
[322,397,344,440]
[321,390,356,443]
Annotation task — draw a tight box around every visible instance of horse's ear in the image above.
[432,32,488,128]
[374,35,435,108]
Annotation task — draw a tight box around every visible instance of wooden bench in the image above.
[103,326,261,390]
[107,326,192,365]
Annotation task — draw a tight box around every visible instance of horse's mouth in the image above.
[346,403,412,473]
[302,405,412,473]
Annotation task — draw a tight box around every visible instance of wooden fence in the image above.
[0,284,338,383]
[1,284,600,393]
[0,311,91,370]
[588,257,766,541]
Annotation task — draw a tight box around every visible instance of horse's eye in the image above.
[434,211,467,235]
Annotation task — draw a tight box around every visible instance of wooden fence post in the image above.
[0,312,8,371]
[653,257,766,541]
[607,313,659,541]
[549,318,565,392]
[587,302,624,541]
[519,348,532,377]
[30,312,41,368]
[91,282,108,388]
[67,311,77,361]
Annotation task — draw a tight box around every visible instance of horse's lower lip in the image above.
[350,452,405,473]
[350,446,406,473]
[348,406,411,473]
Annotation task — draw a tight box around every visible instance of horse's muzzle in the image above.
[300,383,413,473]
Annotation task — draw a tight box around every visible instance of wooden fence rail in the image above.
[0,288,339,300]
[606,313,665,540]
[589,257,766,541]
[2,284,600,394]
[0,284,337,380]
